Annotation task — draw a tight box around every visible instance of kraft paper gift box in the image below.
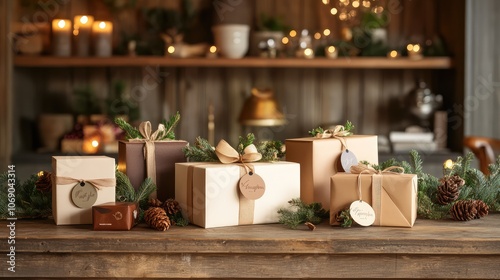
[92,202,138,231]
[286,135,378,210]
[175,162,300,228]
[118,140,188,201]
[330,172,418,227]
[52,156,116,225]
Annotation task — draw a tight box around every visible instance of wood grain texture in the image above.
[0,0,13,167]
[1,214,500,279]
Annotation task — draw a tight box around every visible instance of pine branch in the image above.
[277,198,328,229]
[135,177,156,204]
[237,133,255,154]
[160,111,180,140]
[183,137,218,162]
[308,126,324,137]
[115,170,136,202]
[115,117,141,139]
[256,140,285,162]
[408,150,423,176]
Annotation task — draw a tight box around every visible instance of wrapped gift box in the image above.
[118,140,188,201]
[175,162,300,228]
[52,156,116,225]
[92,202,138,231]
[286,135,378,210]
[330,172,418,227]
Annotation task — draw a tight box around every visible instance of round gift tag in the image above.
[349,200,375,226]
[71,181,98,209]
[341,149,358,173]
[239,172,266,200]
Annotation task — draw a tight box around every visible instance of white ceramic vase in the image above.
[212,24,250,59]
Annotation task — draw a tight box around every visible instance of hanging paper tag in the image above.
[71,181,98,208]
[239,172,265,200]
[341,149,358,173]
[349,200,375,226]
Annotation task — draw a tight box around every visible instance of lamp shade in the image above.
[239,88,287,126]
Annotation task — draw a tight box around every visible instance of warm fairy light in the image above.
[289,30,297,38]
[444,159,454,170]
[330,8,338,15]
[209,45,217,53]
[339,13,348,21]
[282,37,289,44]
[322,0,330,4]
[407,44,414,51]
[314,32,322,40]
[304,48,313,56]
[98,21,106,29]
[349,10,357,17]
[37,171,44,177]
[73,29,79,36]
[388,50,399,58]
[323,28,331,36]
[57,20,66,28]
[413,44,421,52]
[167,46,175,54]
[327,46,336,53]
[91,140,99,148]
[373,6,384,13]
[352,0,360,8]
[80,16,88,25]
[362,0,371,8]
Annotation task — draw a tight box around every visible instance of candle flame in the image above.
[407,44,414,51]
[304,48,313,56]
[328,46,336,53]
[91,140,99,148]
[167,46,175,54]
[413,44,421,52]
[98,21,106,29]
[57,20,66,28]
[389,50,398,58]
[209,45,217,53]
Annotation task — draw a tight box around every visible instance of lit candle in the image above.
[83,133,101,154]
[52,19,72,56]
[304,47,314,59]
[407,43,423,60]
[92,21,113,57]
[73,15,94,56]
[206,45,218,58]
[325,45,338,59]
[387,49,399,59]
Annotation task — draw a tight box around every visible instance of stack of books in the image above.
[389,131,437,152]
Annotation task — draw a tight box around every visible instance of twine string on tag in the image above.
[56,176,116,190]
[315,125,351,151]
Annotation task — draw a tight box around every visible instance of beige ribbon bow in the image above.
[349,163,404,225]
[215,140,262,166]
[129,121,167,185]
[315,125,352,150]
[56,176,116,190]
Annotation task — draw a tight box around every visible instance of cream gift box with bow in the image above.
[175,140,300,228]
[52,156,116,225]
[330,164,418,227]
[118,121,187,201]
[286,126,378,210]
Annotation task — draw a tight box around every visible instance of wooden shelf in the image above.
[14,55,454,69]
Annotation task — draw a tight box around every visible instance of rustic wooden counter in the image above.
[2,214,500,279]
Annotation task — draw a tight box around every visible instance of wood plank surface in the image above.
[1,214,500,279]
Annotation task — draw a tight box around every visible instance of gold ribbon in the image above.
[315,125,352,150]
[350,163,404,226]
[214,139,262,225]
[56,176,116,190]
[129,121,167,185]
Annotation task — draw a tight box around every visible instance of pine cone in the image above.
[144,207,171,231]
[450,200,485,221]
[475,200,489,218]
[163,199,181,215]
[148,198,163,207]
[436,175,464,205]
[35,171,52,192]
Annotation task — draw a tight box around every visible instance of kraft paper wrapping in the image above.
[118,140,188,201]
[52,156,116,225]
[285,135,378,210]
[175,162,300,228]
[92,202,138,231]
[330,172,418,227]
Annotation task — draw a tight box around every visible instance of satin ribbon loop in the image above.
[314,125,351,150]
[215,140,262,165]
[56,176,116,191]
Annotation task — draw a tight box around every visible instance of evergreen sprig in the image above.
[0,173,52,219]
[308,126,325,137]
[277,198,328,229]
[160,111,180,140]
[256,140,286,162]
[115,170,157,222]
[308,120,355,137]
[115,117,141,139]
[336,209,353,228]
[183,136,219,162]
[237,133,255,154]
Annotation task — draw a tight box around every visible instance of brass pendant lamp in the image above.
[239,88,287,126]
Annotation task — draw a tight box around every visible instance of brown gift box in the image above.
[92,202,138,231]
[330,172,418,227]
[118,140,188,201]
[286,135,378,210]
